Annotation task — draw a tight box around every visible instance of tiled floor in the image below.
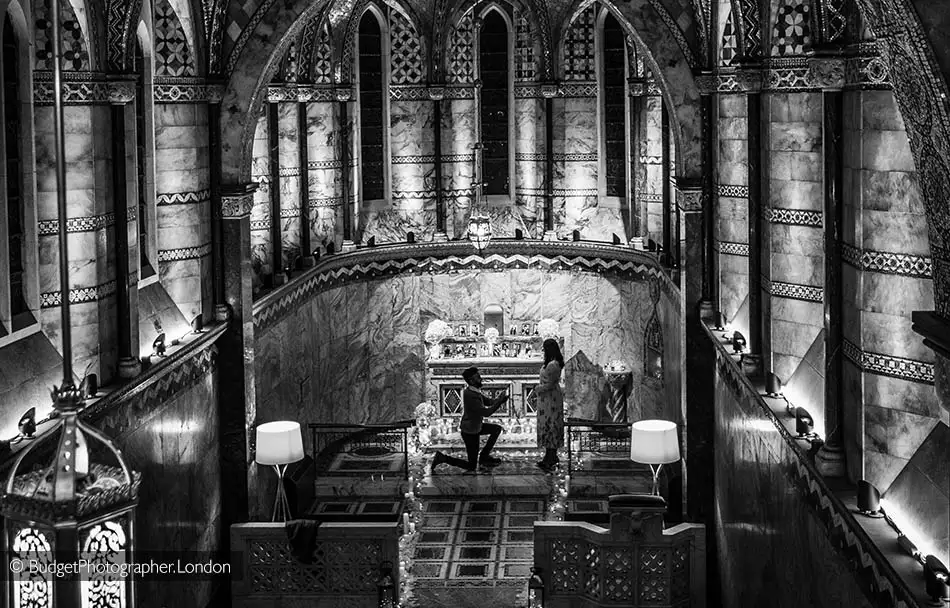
[412,497,545,591]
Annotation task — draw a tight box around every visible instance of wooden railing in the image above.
[533,495,705,607]
[231,521,400,608]
[309,419,414,480]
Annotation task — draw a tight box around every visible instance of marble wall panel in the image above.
[255,269,658,427]
[277,102,302,266]
[307,102,341,249]
[251,113,272,291]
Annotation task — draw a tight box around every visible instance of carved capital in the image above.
[220,183,258,219]
[735,68,765,92]
[540,83,559,98]
[428,86,445,101]
[673,179,706,212]
[207,84,226,103]
[335,87,353,102]
[806,56,846,90]
[107,80,135,105]
[693,72,717,95]
[627,77,645,96]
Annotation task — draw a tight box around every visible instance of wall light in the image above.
[765,372,783,397]
[924,556,949,604]
[732,331,746,354]
[713,311,727,331]
[856,480,883,518]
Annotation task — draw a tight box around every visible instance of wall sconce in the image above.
[924,556,949,604]
[152,319,166,357]
[17,408,36,441]
[527,566,544,607]
[311,248,321,262]
[377,561,397,608]
[326,242,336,255]
[191,315,203,334]
[732,331,746,354]
[714,311,727,331]
[794,407,820,442]
[856,480,883,518]
[765,372,783,397]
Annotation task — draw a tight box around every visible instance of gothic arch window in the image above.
[600,11,627,199]
[357,8,390,203]
[477,8,512,197]
[0,9,37,335]
[133,30,157,282]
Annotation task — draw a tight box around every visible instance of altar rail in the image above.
[533,495,705,607]
[566,418,632,475]
[231,521,400,608]
[252,239,676,333]
[309,419,413,480]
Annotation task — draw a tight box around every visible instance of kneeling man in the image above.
[431,367,508,472]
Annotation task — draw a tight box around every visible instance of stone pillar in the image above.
[249,111,271,290]
[218,184,257,523]
[443,89,476,238]
[556,82,598,237]
[387,87,436,241]
[431,87,447,236]
[337,88,356,247]
[110,83,141,379]
[628,78,645,244]
[266,101,284,282]
[637,79,664,245]
[747,90,763,361]
[298,101,313,264]
[542,84,557,234]
[513,88,543,236]
[276,98,301,269]
[34,75,120,382]
[304,89,341,251]
[153,88,213,324]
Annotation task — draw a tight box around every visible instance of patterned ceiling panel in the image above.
[155,0,197,77]
[771,0,812,56]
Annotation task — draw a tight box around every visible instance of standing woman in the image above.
[533,338,565,470]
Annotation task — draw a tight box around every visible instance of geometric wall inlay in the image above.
[158,243,213,262]
[564,6,596,81]
[40,280,118,308]
[720,7,738,67]
[153,79,226,103]
[155,0,196,77]
[515,15,536,81]
[312,23,334,85]
[765,207,822,226]
[390,10,424,85]
[157,189,212,205]
[842,338,934,385]
[765,279,823,302]
[717,184,748,198]
[38,213,116,235]
[447,12,474,84]
[718,241,749,256]
[392,154,436,164]
[840,243,932,279]
[771,0,811,57]
[34,0,90,71]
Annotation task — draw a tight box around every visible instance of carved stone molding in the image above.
[718,68,764,93]
[220,184,258,219]
[693,72,717,95]
[806,56,846,91]
[107,80,135,105]
[153,78,226,103]
[428,86,445,101]
[541,83,559,99]
[335,87,353,102]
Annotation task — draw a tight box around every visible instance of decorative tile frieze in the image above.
[278,167,300,178]
[308,160,343,170]
[279,207,303,218]
[515,153,546,162]
[38,213,116,235]
[718,241,749,256]
[153,78,225,103]
[309,197,342,208]
[392,189,436,200]
[766,207,823,226]
[41,280,117,308]
[252,242,669,332]
[392,155,436,164]
[639,156,663,165]
[265,85,338,103]
[558,83,598,98]
[158,242,212,262]
[845,54,890,90]
[33,72,123,105]
[639,193,663,203]
[514,85,544,99]
[555,153,598,162]
[157,189,211,206]
[443,154,476,163]
[843,338,934,384]
[389,85,429,101]
[442,86,475,100]
[553,188,598,197]
[250,219,271,231]
[717,184,749,198]
[766,279,823,302]
[841,243,932,279]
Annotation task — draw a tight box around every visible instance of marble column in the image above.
[443,94,476,238]
[762,91,825,391]
[841,88,936,488]
[35,92,118,382]
[557,89,598,237]
[715,92,750,329]
[249,111,271,290]
[628,78,646,243]
[153,98,213,323]
[266,102,283,281]
[276,100,301,268]
[305,95,341,250]
[748,92,763,359]
[637,86,664,244]
[218,184,257,522]
[514,93,543,236]
[387,94,436,241]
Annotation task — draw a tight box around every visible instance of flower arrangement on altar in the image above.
[424,319,452,344]
[537,318,559,340]
[484,327,500,344]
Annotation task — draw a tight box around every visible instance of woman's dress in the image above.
[535,361,564,449]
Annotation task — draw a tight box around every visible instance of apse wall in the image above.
[253,263,680,432]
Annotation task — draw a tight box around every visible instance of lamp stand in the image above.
[270,464,292,522]
[649,464,664,496]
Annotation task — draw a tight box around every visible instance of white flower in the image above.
[538,318,559,339]
[484,327,500,343]
[414,401,436,419]
[424,319,452,344]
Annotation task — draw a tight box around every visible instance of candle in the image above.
[403,513,410,534]
[409,522,416,533]
[565,475,571,495]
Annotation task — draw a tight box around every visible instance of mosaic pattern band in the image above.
[717,184,748,198]
[158,243,213,262]
[841,243,932,279]
[33,72,137,105]
[842,338,934,385]
[766,207,823,227]
[718,241,750,256]
[252,242,670,333]
[153,78,225,103]
[38,213,116,235]
[764,279,823,302]
[40,280,118,308]
[157,189,211,205]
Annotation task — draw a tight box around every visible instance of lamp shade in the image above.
[629,420,680,465]
[256,421,304,465]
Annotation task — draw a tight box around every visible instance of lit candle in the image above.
[403,513,410,534]
[409,522,416,533]
[564,475,571,495]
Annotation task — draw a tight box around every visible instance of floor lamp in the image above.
[629,420,680,496]
[256,421,305,521]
